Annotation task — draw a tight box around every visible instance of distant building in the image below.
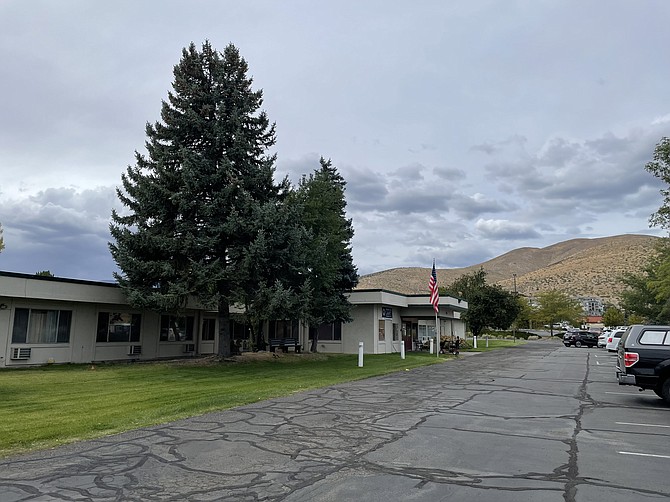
[578,296,605,317]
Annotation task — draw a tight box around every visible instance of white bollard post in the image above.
[358,341,364,367]
[429,338,434,354]
[400,341,406,360]
[486,336,489,348]
[474,336,478,349]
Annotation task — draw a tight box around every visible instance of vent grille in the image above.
[127,345,142,356]
[10,347,31,360]
[183,343,195,353]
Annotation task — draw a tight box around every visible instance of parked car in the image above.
[616,325,670,403]
[563,331,599,348]
[606,329,625,352]
[598,330,610,348]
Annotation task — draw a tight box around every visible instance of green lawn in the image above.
[0,352,448,457]
[466,339,527,352]
[0,343,523,458]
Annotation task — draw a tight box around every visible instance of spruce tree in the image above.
[233,192,313,349]
[109,41,280,357]
[298,158,359,351]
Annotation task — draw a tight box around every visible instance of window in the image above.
[639,330,668,345]
[316,322,342,341]
[418,321,436,342]
[269,320,299,339]
[96,312,141,343]
[12,308,72,344]
[379,322,386,341]
[230,318,251,340]
[202,318,216,341]
[160,315,194,341]
[393,323,400,341]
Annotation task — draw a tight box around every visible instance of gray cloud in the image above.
[1,0,670,280]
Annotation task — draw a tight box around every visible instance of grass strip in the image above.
[0,351,447,457]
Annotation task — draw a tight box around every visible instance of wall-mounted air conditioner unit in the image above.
[127,345,142,356]
[10,347,31,360]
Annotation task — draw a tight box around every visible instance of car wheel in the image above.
[575,341,582,348]
[659,378,670,404]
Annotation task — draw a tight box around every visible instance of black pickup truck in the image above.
[563,330,598,348]
[616,325,670,403]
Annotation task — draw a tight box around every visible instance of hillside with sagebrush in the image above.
[356,234,660,305]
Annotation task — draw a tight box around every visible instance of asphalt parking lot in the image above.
[1,341,668,501]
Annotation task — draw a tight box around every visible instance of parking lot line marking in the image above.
[619,451,670,459]
[616,422,670,428]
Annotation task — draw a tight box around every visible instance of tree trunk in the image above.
[255,320,264,351]
[217,298,232,358]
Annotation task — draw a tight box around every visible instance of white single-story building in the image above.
[0,271,468,368]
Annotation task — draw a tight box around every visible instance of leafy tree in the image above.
[296,158,359,351]
[0,222,4,253]
[35,271,54,277]
[626,313,645,324]
[513,295,533,330]
[532,290,583,335]
[618,139,670,323]
[602,306,625,327]
[110,41,281,357]
[646,137,670,229]
[620,239,670,323]
[445,269,520,338]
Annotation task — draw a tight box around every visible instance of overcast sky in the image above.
[1,1,669,282]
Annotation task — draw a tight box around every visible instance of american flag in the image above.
[429,261,439,313]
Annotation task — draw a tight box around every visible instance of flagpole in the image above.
[435,309,439,358]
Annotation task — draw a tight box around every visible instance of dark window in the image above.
[231,318,250,340]
[11,308,72,344]
[96,312,141,343]
[202,318,216,341]
[269,320,299,339]
[160,315,194,341]
[316,322,342,341]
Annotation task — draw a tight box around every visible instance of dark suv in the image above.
[616,325,670,403]
[563,331,598,348]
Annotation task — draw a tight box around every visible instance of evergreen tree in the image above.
[233,193,312,348]
[297,158,359,351]
[0,222,4,253]
[109,41,280,357]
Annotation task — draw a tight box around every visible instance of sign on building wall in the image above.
[381,307,393,319]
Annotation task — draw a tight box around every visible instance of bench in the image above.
[268,338,302,353]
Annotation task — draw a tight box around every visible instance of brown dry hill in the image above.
[356,234,660,305]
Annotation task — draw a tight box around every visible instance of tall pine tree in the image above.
[109,41,281,357]
[297,158,359,351]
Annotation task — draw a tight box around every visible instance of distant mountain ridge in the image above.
[356,234,660,304]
